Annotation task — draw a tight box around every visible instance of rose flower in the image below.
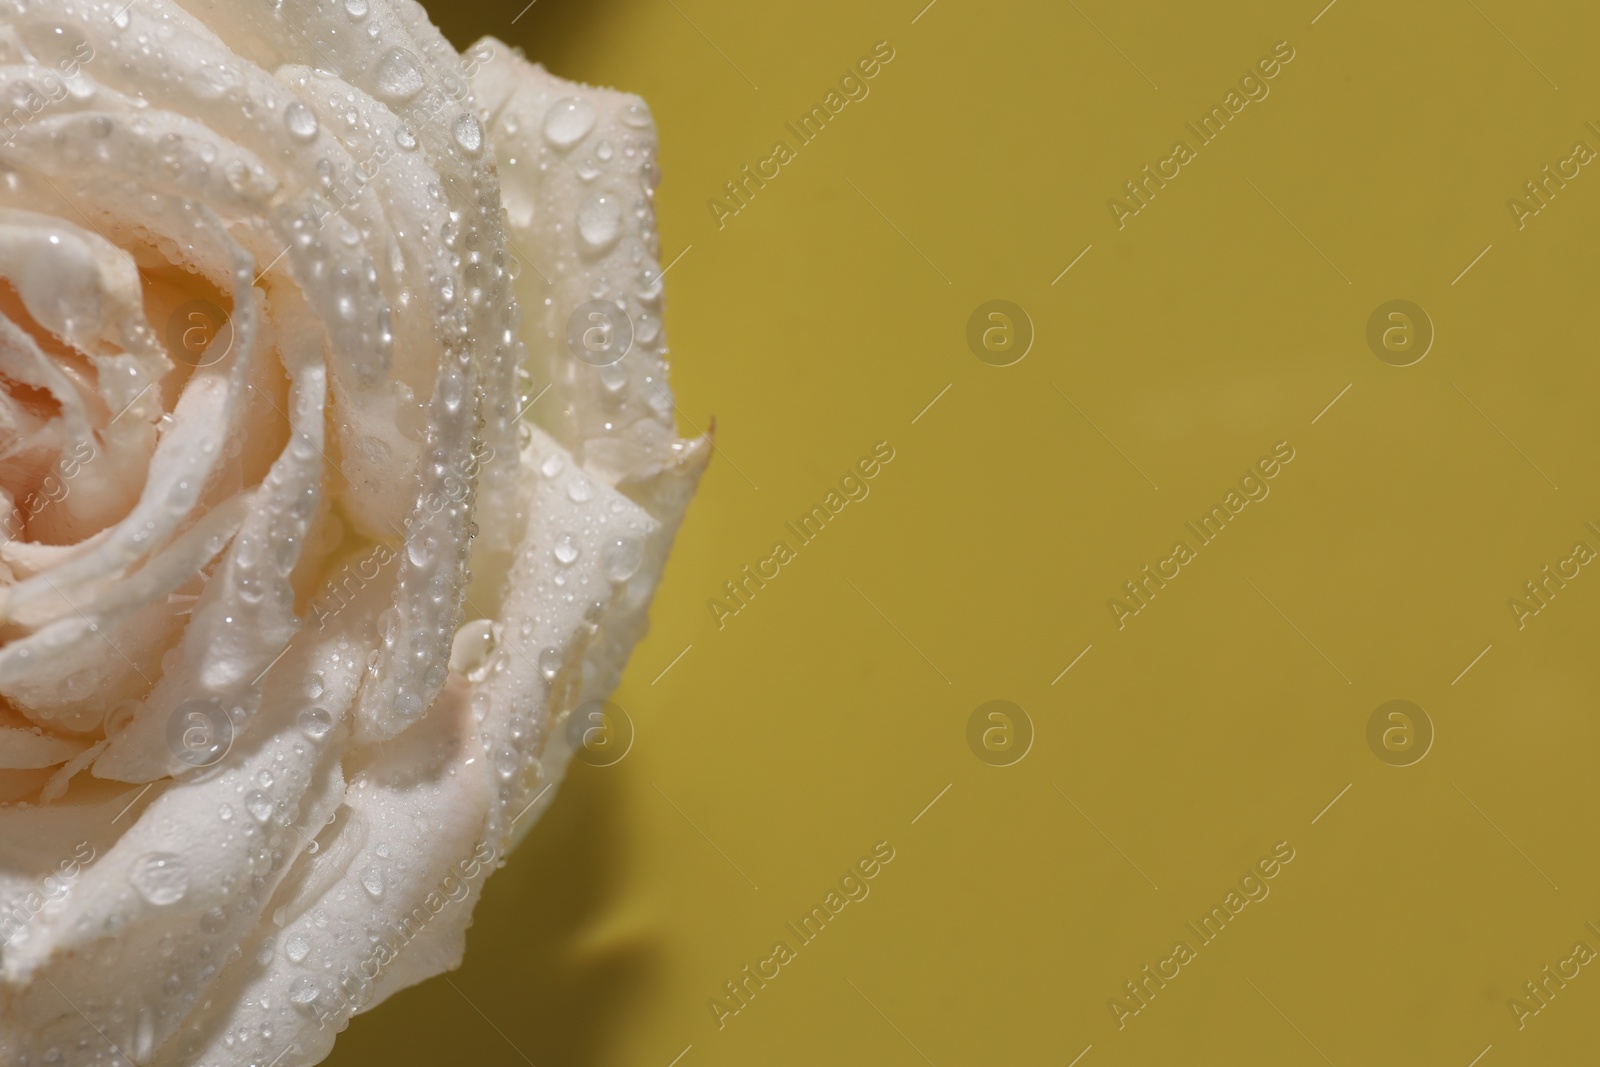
[0,2,706,1064]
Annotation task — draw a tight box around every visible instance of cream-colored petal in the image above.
[0,728,85,770]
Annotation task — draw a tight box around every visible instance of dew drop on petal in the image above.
[553,534,579,565]
[359,866,384,898]
[543,97,596,148]
[538,647,562,679]
[284,101,319,141]
[245,790,274,823]
[604,537,644,582]
[452,113,483,154]
[299,706,332,738]
[450,619,496,676]
[285,935,310,963]
[374,48,424,101]
[131,854,189,906]
[577,194,622,253]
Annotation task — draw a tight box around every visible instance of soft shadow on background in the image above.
[325,766,651,1067]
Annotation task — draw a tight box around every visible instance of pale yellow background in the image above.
[329,1,1600,1064]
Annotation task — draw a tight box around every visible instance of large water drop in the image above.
[452,114,484,154]
[284,101,319,142]
[374,49,425,102]
[131,854,189,906]
[577,194,622,254]
[543,98,596,148]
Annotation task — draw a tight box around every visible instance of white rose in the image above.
[0,3,706,1064]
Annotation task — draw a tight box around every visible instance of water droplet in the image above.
[636,313,661,344]
[452,113,483,154]
[113,5,132,27]
[284,101,319,142]
[604,537,644,582]
[538,647,562,679]
[359,866,384,898]
[407,537,434,567]
[577,194,622,253]
[622,103,651,128]
[131,854,189,906]
[245,790,274,823]
[540,453,563,478]
[450,619,496,676]
[577,159,600,182]
[289,977,319,1006]
[299,706,332,738]
[567,478,593,503]
[395,125,417,150]
[596,140,614,162]
[374,49,425,102]
[344,0,368,17]
[543,97,596,148]
[553,534,580,565]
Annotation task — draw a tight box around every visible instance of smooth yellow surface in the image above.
[329,2,1600,1064]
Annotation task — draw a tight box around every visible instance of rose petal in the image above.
[471,44,692,489]
[157,676,492,1066]
[0,729,85,771]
